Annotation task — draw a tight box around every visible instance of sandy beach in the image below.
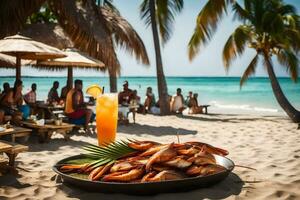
[0,113,299,200]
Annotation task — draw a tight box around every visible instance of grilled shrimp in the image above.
[102,166,145,182]
[142,170,185,182]
[163,156,192,169]
[128,140,160,151]
[185,142,228,156]
[145,143,177,171]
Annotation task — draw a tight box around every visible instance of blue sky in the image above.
[1,0,300,77]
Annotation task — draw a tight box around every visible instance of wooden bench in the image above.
[201,105,210,114]
[0,126,32,143]
[0,140,28,167]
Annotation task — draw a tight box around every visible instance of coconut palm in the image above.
[140,0,183,115]
[0,0,149,92]
[222,0,300,122]
[188,0,300,123]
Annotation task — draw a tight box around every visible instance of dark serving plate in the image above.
[53,154,234,195]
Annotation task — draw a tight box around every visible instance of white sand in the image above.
[0,113,299,199]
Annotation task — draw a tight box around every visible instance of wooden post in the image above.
[16,56,21,81]
[67,66,73,89]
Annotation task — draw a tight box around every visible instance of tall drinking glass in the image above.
[96,93,118,146]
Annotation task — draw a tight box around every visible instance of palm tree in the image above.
[140,0,183,115]
[0,0,149,92]
[189,0,300,122]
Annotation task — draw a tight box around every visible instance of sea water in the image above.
[0,76,299,115]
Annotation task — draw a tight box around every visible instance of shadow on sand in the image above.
[118,123,197,136]
[176,114,282,123]
[56,172,244,200]
[22,135,95,152]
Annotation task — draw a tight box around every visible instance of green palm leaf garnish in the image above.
[81,140,137,169]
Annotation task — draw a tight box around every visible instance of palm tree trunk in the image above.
[149,0,170,115]
[264,52,300,123]
[108,67,117,92]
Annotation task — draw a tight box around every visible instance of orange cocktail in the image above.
[96,93,118,146]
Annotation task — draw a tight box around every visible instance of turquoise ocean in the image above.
[0,76,299,115]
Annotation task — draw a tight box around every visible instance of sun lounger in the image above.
[201,105,210,114]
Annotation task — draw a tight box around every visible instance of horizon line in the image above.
[0,75,293,79]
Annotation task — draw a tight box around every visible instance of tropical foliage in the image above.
[81,140,136,169]
[188,0,232,60]
[0,0,149,92]
[140,0,184,115]
[189,0,300,122]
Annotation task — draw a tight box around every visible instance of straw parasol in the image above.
[0,53,31,68]
[35,48,105,88]
[0,34,66,80]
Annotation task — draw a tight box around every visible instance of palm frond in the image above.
[100,7,150,65]
[140,0,151,28]
[240,54,259,87]
[96,0,120,15]
[140,0,183,44]
[232,2,251,22]
[82,140,137,169]
[223,25,251,69]
[188,0,231,60]
[156,0,184,44]
[277,49,299,82]
[48,0,120,72]
[0,0,45,38]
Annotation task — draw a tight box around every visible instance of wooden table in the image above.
[36,103,65,119]
[22,121,74,143]
[0,126,32,143]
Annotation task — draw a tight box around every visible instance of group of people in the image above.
[0,79,94,130]
[0,79,204,127]
[118,81,204,115]
[0,80,32,125]
[46,79,95,130]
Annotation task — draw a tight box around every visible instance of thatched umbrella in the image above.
[0,53,32,68]
[0,34,66,80]
[34,48,105,89]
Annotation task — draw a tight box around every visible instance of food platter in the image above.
[53,154,234,195]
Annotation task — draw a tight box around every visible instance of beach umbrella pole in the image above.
[16,55,21,80]
[67,66,73,89]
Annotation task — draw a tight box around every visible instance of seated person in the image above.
[128,90,142,123]
[24,83,37,115]
[24,83,37,105]
[0,110,4,124]
[61,82,72,102]
[13,80,30,119]
[189,93,203,114]
[118,81,133,106]
[0,82,10,103]
[65,79,95,129]
[185,91,193,108]
[170,88,185,114]
[130,90,142,108]
[143,87,156,114]
[48,81,60,105]
[0,80,30,123]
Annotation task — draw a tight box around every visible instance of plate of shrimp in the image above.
[53,140,234,194]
